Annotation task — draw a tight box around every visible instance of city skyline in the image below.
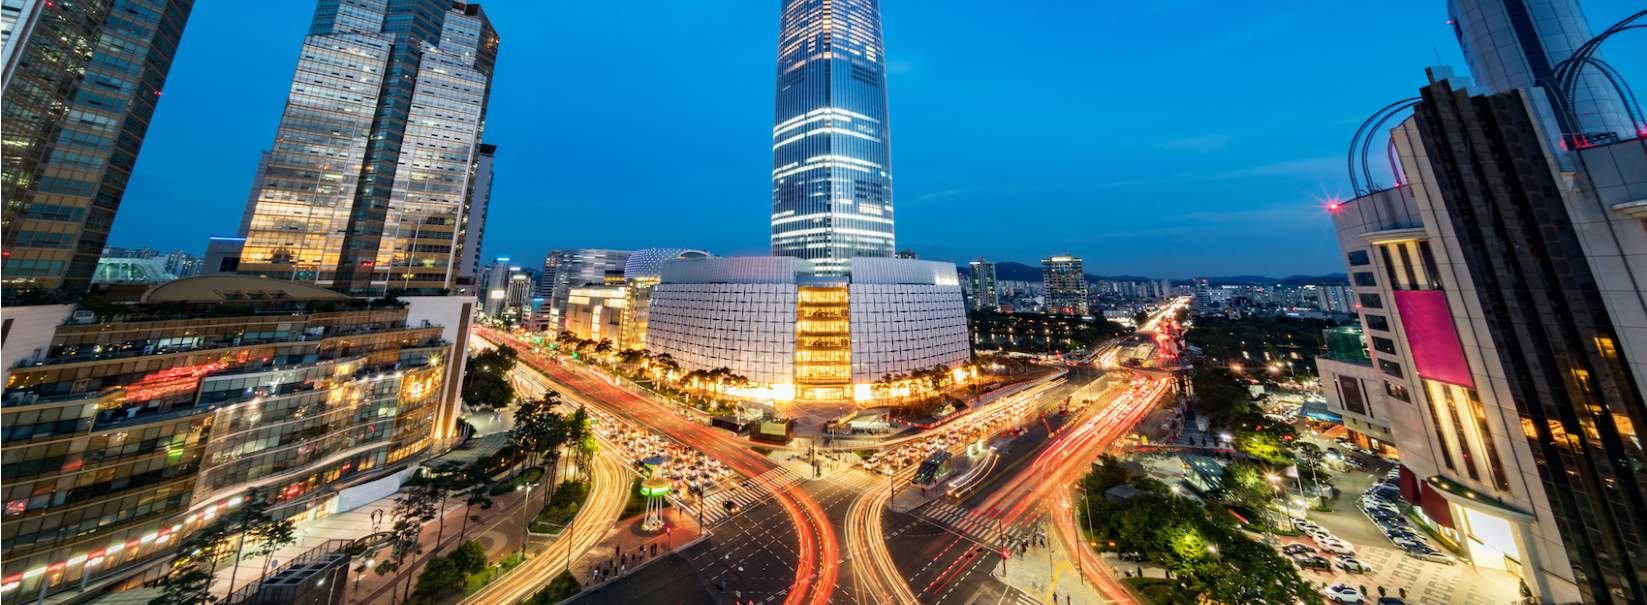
[108,1,1646,279]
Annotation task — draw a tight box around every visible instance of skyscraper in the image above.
[1446,0,1635,142]
[453,143,497,295]
[1041,254,1088,315]
[968,258,999,312]
[770,0,894,275]
[237,0,498,295]
[1,0,195,296]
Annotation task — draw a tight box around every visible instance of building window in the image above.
[1378,240,1442,290]
[1347,250,1371,266]
[1385,381,1410,402]
[1353,272,1378,287]
[1364,314,1390,331]
[1359,293,1383,309]
[1378,359,1405,378]
[1337,377,1368,416]
[1372,336,1398,355]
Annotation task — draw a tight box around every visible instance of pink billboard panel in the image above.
[1393,290,1474,388]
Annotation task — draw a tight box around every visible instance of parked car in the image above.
[1378,599,1409,605]
[1334,556,1373,573]
[1295,555,1332,571]
[1324,583,1366,604]
[1117,551,1146,562]
[1282,543,1317,555]
[1317,538,1356,555]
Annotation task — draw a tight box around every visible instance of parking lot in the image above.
[1285,454,1524,605]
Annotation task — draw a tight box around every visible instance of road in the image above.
[475,327,838,605]
[463,451,629,605]
[874,327,1175,604]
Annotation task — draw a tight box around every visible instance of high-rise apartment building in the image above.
[770,0,894,274]
[1,0,194,295]
[237,0,498,295]
[968,258,999,312]
[1041,254,1088,315]
[1319,67,1646,603]
[0,276,454,600]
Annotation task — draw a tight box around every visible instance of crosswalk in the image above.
[688,466,806,527]
[916,501,1039,549]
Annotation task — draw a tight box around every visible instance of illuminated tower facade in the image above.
[237,0,498,295]
[770,0,894,275]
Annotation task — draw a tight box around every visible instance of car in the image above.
[1378,598,1409,605]
[1334,556,1373,573]
[1294,554,1332,570]
[1317,538,1356,555]
[1117,551,1146,562]
[1292,518,1320,531]
[1324,583,1366,604]
[1282,543,1317,555]
[1391,536,1427,549]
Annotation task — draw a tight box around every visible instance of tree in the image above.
[462,366,514,411]
[567,406,597,479]
[458,467,496,542]
[379,482,442,604]
[225,488,296,595]
[449,540,487,575]
[617,348,646,367]
[1218,460,1278,514]
[412,556,465,600]
[463,346,518,410]
[150,517,232,605]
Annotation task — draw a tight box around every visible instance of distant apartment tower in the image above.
[539,249,631,330]
[1318,71,1647,603]
[1,0,195,295]
[480,257,513,316]
[236,0,499,295]
[453,143,497,295]
[1041,254,1088,315]
[968,258,999,312]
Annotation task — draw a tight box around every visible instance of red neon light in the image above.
[122,353,247,402]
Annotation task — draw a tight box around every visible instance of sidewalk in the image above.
[993,520,1108,604]
[572,506,704,588]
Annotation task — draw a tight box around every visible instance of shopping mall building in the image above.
[643,256,970,403]
[1,276,469,599]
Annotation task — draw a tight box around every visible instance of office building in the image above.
[1,0,194,295]
[770,0,895,274]
[479,258,516,317]
[0,275,456,600]
[539,249,631,330]
[1041,254,1088,315]
[1318,67,1646,602]
[453,143,496,296]
[236,1,499,295]
[968,258,999,312]
[646,257,968,403]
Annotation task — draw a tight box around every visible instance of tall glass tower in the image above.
[238,0,498,295]
[770,0,893,275]
[1,0,195,296]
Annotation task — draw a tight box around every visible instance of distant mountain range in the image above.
[956,261,1347,286]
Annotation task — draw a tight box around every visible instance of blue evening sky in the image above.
[114,1,1646,279]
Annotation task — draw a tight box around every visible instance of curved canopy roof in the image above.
[141,275,352,304]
